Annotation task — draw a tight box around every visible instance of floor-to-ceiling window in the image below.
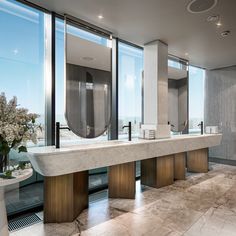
[189,65,205,133]
[118,42,143,177]
[118,42,143,139]
[0,0,47,215]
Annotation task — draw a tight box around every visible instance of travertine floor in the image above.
[10,163,236,236]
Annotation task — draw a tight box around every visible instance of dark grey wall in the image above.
[205,66,236,160]
[168,79,179,128]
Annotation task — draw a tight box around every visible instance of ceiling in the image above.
[29,0,236,69]
[168,67,187,80]
[67,35,111,71]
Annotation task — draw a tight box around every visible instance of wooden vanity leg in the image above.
[108,162,135,199]
[44,171,88,223]
[187,148,209,173]
[174,152,186,180]
[141,155,174,188]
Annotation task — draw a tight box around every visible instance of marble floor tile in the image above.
[81,213,182,236]
[184,205,236,236]
[133,196,202,233]
[10,163,236,236]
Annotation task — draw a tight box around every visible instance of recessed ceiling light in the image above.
[81,56,94,61]
[185,52,189,56]
[221,30,231,37]
[207,15,219,22]
[216,22,222,26]
[98,15,104,19]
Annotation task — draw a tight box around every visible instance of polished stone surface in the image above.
[28,134,221,176]
[10,163,236,236]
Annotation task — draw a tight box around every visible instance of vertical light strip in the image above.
[109,38,118,140]
[203,68,206,124]
[64,15,67,123]
[44,13,52,145]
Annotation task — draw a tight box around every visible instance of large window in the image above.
[189,65,205,133]
[0,0,48,215]
[118,42,143,139]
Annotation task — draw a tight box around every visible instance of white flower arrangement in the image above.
[0,92,41,156]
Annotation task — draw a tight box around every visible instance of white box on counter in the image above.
[205,126,219,134]
[139,124,171,139]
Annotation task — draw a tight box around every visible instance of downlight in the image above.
[187,0,218,13]
[221,30,231,38]
[207,15,219,22]
[81,56,94,61]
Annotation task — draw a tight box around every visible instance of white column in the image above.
[144,40,168,124]
[144,40,170,138]
[0,188,9,236]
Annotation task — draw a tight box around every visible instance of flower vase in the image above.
[0,154,9,173]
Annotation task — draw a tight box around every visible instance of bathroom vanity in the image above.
[28,134,222,223]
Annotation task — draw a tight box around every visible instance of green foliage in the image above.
[0,93,40,156]
[18,162,25,170]
[18,145,27,153]
[5,170,13,178]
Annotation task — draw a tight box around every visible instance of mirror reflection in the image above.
[65,23,112,138]
[168,62,188,134]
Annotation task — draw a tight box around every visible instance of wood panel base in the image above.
[187,148,208,173]
[174,152,186,180]
[141,155,174,188]
[44,171,88,223]
[108,162,135,199]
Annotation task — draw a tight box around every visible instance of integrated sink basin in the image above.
[54,139,133,151]
[69,140,130,149]
[27,134,222,177]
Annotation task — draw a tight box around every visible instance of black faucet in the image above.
[56,122,71,148]
[122,121,132,141]
[198,121,204,135]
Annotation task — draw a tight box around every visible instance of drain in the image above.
[8,213,42,232]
